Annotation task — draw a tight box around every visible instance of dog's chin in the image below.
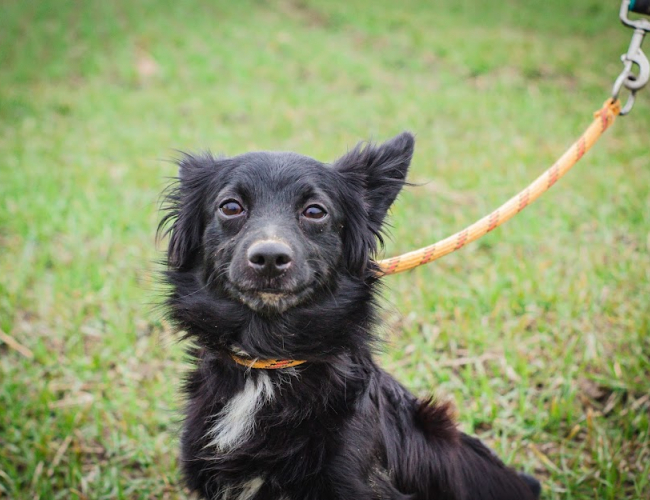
[229,285,312,314]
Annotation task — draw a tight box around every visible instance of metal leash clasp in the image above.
[613,1,650,115]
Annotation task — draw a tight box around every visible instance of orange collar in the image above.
[229,353,306,369]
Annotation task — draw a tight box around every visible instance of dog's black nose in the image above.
[247,240,293,277]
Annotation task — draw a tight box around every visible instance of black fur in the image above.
[158,132,541,499]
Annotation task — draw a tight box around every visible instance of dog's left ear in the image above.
[336,132,414,231]
[335,131,414,229]
[334,132,414,272]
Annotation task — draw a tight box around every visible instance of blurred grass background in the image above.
[1,0,649,498]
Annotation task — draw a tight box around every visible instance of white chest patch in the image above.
[206,373,274,452]
[216,476,265,500]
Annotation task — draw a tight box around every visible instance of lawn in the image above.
[1,0,649,498]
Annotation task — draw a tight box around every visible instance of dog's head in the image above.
[160,132,414,316]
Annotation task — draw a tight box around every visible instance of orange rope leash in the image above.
[377,98,622,276]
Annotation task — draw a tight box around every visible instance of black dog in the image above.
[159,132,541,499]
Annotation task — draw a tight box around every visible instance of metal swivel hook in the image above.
[613,1,650,114]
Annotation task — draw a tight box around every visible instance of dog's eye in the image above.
[219,200,245,217]
[302,204,327,220]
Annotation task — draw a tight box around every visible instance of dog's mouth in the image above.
[224,259,327,314]
[227,282,313,313]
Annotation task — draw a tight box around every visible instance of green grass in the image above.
[1,0,649,498]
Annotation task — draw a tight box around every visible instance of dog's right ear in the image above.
[158,153,218,270]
